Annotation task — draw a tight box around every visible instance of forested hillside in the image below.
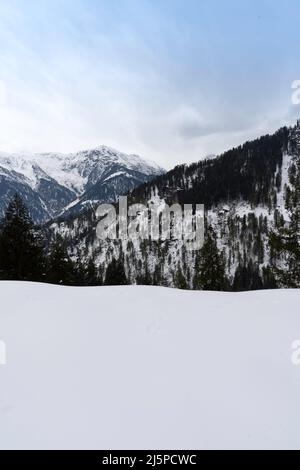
[1,122,300,291]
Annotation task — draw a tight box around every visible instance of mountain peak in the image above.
[0,146,165,223]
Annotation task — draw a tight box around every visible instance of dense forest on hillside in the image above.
[1,123,300,291]
[131,126,290,209]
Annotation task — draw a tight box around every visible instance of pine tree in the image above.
[193,228,227,291]
[104,257,128,286]
[46,237,75,285]
[174,265,188,289]
[0,194,45,281]
[136,265,152,285]
[72,259,87,286]
[86,258,99,286]
[232,260,263,291]
[262,266,277,289]
[153,263,163,286]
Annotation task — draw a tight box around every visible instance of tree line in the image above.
[0,189,299,290]
[0,194,128,286]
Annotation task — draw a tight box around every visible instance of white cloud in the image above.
[0,1,297,169]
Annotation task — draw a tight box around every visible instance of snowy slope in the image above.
[0,282,300,450]
[48,149,297,287]
[0,147,164,223]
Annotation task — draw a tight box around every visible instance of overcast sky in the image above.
[0,0,300,169]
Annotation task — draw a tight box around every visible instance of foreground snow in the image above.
[0,283,300,450]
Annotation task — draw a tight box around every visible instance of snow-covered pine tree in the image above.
[269,125,300,287]
[85,258,100,286]
[47,236,75,285]
[193,227,227,291]
[174,264,188,289]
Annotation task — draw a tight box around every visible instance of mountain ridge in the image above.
[45,121,300,289]
[0,146,165,223]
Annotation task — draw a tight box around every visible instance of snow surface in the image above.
[0,282,300,450]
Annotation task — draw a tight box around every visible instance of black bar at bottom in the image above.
[0,450,298,466]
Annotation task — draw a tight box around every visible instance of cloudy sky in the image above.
[0,0,299,168]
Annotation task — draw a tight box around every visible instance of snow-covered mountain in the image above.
[46,121,300,289]
[0,146,164,223]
